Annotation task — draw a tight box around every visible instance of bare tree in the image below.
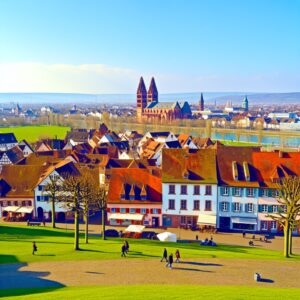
[43,175,62,228]
[94,184,109,240]
[59,175,82,250]
[267,176,300,257]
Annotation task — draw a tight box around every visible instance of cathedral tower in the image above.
[136,77,147,119]
[199,93,204,111]
[147,77,158,104]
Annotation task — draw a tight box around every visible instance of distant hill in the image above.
[0,92,299,105]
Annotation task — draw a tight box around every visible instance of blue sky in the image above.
[0,0,299,93]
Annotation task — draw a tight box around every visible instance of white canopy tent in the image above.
[17,207,33,214]
[3,206,21,212]
[231,217,257,225]
[125,225,145,233]
[197,214,217,226]
[157,232,177,243]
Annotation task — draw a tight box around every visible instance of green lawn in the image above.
[0,126,70,143]
[0,224,299,265]
[1,285,300,300]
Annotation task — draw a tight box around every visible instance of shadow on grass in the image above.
[172,267,213,272]
[179,261,223,267]
[259,278,274,283]
[0,254,64,297]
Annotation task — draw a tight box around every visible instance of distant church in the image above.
[136,77,192,121]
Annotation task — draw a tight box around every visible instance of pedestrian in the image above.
[32,241,37,255]
[166,253,173,269]
[121,244,126,257]
[196,235,198,241]
[210,235,213,241]
[242,231,246,238]
[175,249,180,263]
[161,248,168,262]
[125,240,129,253]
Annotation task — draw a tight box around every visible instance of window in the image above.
[180,185,187,195]
[193,200,200,210]
[233,202,240,212]
[180,200,187,210]
[271,221,277,230]
[111,208,116,213]
[246,203,254,213]
[37,196,41,201]
[168,199,175,210]
[261,221,268,230]
[262,205,268,213]
[44,196,49,201]
[14,201,18,206]
[272,205,278,213]
[180,216,186,225]
[247,188,254,197]
[140,208,146,214]
[38,185,44,191]
[205,200,212,211]
[152,208,158,214]
[221,202,228,212]
[221,187,229,196]
[7,201,11,206]
[205,185,212,195]
[120,208,126,213]
[129,208,135,214]
[275,190,279,198]
[169,185,175,194]
[262,189,268,197]
[233,188,241,197]
[28,201,32,206]
[194,185,200,195]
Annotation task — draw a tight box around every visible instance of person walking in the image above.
[175,249,180,263]
[32,241,37,255]
[161,248,168,262]
[166,253,173,269]
[121,244,126,257]
[125,240,129,253]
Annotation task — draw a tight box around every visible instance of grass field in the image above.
[0,224,298,264]
[2,285,300,300]
[0,126,70,143]
[1,224,300,299]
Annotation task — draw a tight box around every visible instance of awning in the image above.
[125,225,145,233]
[17,207,33,214]
[197,214,217,226]
[231,217,257,225]
[108,213,144,221]
[3,206,20,212]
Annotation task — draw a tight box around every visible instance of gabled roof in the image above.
[108,168,162,204]
[216,146,261,187]
[18,140,34,153]
[0,133,17,144]
[146,101,180,109]
[162,148,217,183]
[1,145,24,164]
[165,140,182,149]
[65,130,89,143]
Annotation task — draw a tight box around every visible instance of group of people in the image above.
[161,248,180,269]
[121,240,129,257]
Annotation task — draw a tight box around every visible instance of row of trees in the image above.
[43,171,108,250]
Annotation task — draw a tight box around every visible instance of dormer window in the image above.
[232,161,238,181]
[243,162,250,182]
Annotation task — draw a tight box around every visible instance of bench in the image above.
[27,221,41,226]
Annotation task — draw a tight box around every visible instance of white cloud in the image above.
[0,62,140,93]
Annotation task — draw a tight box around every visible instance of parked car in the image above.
[141,231,158,240]
[105,229,119,237]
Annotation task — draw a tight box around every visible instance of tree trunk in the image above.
[102,208,106,240]
[51,198,56,228]
[289,227,293,255]
[284,224,290,258]
[84,213,89,244]
[74,187,80,251]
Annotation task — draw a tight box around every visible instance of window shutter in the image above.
[268,189,273,197]
[258,205,262,213]
[232,187,236,196]
[219,202,223,211]
[268,205,273,213]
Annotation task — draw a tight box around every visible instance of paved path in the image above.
[1,258,300,290]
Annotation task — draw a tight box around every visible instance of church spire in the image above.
[199,93,204,111]
[147,77,158,104]
[136,77,147,119]
[242,95,249,112]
